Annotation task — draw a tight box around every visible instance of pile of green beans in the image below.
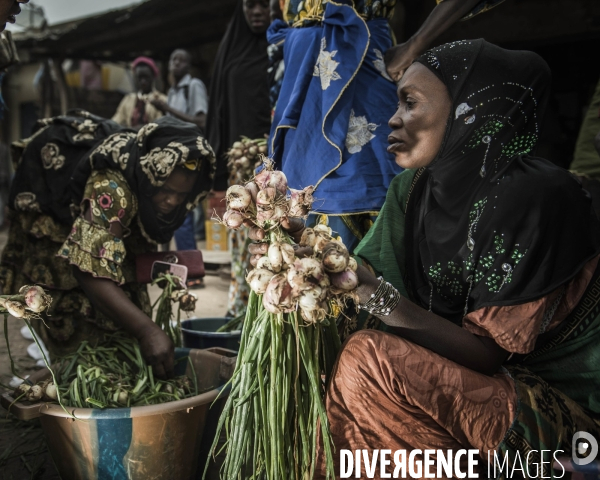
[53,333,198,409]
[205,291,341,480]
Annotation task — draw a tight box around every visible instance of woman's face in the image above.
[387,62,452,170]
[243,0,270,34]
[134,65,155,95]
[151,168,198,217]
[0,0,27,31]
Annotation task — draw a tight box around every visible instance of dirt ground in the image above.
[0,228,231,479]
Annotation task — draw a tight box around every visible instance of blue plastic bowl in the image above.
[181,318,241,351]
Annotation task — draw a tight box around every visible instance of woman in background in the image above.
[207,0,272,317]
[112,57,167,129]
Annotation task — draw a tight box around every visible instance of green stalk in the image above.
[4,314,23,380]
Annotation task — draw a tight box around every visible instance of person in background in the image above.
[112,57,167,129]
[384,0,506,81]
[0,0,28,218]
[207,0,272,317]
[152,49,209,287]
[151,49,208,132]
[267,0,285,115]
[267,0,507,258]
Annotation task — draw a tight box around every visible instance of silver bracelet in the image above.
[359,277,401,316]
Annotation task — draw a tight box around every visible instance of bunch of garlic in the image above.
[227,137,269,186]
[246,227,358,323]
[222,162,358,324]
[222,160,313,231]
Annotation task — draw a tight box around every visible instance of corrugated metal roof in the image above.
[14,0,237,61]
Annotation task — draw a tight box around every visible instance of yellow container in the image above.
[205,220,229,251]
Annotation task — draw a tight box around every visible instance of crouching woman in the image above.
[0,113,215,378]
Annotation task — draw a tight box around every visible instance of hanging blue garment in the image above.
[269,1,402,215]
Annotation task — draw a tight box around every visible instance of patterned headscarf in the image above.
[9,111,215,244]
[404,40,600,322]
[73,115,216,244]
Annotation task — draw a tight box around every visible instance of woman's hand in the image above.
[355,264,380,304]
[384,40,424,82]
[137,325,175,379]
[247,217,306,267]
[150,98,169,113]
[73,268,176,379]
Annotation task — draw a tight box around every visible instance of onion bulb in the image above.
[256,208,275,225]
[263,274,294,314]
[14,383,31,399]
[223,210,244,230]
[256,187,277,207]
[288,186,314,217]
[44,382,58,401]
[179,293,197,312]
[330,269,359,291]
[247,269,276,294]
[233,141,244,150]
[287,258,326,294]
[268,243,284,271]
[245,182,259,202]
[256,256,275,272]
[27,385,44,402]
[300,305,327,324]
[348,257,358,272]
[226,185,252,211]
[322,242,350,273]
[300,228,316,248]
[21,285,52,313]
[5,300,26,318]
[298,286,323,311]
[280,243,296,266]
[313,224,332,236]
[313,232,334,253]
[255,169,288,194]
[235,157,250,169]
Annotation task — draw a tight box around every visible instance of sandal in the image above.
[186,278,205,289]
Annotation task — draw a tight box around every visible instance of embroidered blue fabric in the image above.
[268,1,402,215]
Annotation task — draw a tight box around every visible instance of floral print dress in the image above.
[0,169,153,356]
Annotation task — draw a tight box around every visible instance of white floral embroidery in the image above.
[313,37,341,90]
[345,109,378,154]
[137,123,159,147]
[455,102,473,119]
[40,143,66,170]
[140,142,190,186]
[14,192,41,212]
[373,49,393,82]
[90,132,136,170]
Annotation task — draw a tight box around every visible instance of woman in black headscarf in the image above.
[266,39,600,476]
[207,0,272,317]
[0,112,215,378]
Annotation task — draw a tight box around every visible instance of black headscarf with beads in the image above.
[405,39,600,323]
